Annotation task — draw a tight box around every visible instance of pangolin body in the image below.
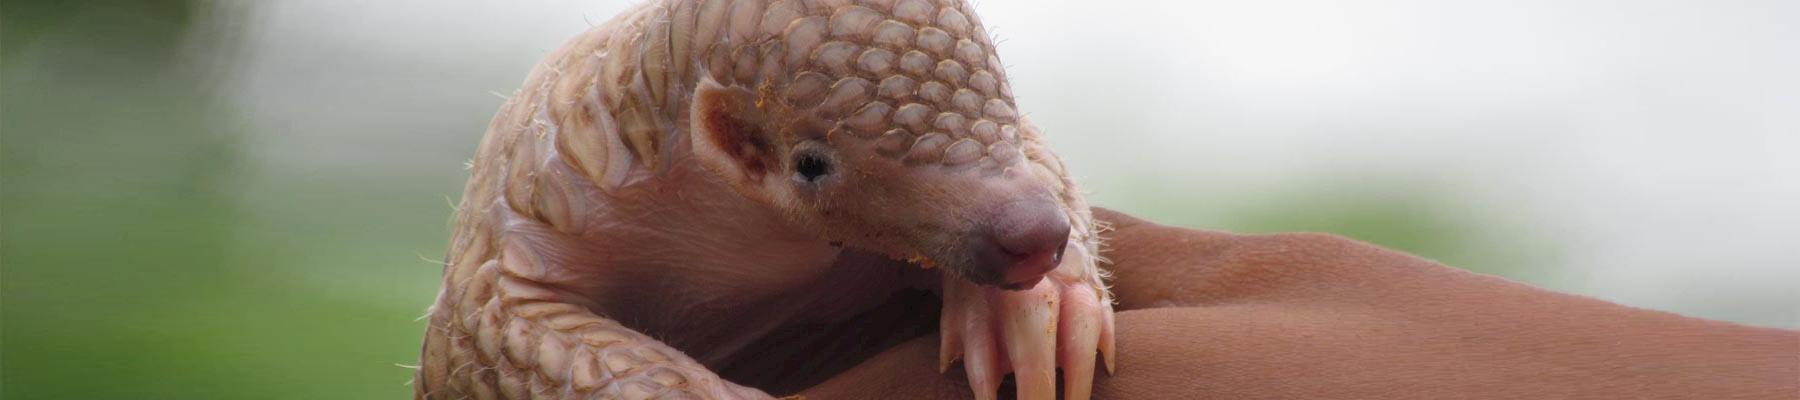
[417,1,1111,398]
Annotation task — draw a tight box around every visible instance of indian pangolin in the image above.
[415,0,1115,398]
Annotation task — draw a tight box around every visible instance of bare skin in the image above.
[804,208,1800,399]
[415,1,1112,399]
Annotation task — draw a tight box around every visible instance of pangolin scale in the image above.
[416,0,1113,398]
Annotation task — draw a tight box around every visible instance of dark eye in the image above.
[795,152,832,182]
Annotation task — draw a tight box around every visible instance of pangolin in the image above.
[414,1,1115,398]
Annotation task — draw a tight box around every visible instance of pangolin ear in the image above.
[689,80,780,191]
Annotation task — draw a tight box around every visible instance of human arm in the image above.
[803,207,1800,399]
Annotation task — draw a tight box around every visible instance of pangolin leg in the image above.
[416,253,769,399]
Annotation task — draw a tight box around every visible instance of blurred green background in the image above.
[3,0,1794,398]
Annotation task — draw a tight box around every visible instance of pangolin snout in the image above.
[967,199,1070,289]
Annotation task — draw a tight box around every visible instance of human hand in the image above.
[802,208,1798,399]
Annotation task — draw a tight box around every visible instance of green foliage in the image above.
[3,2,428,398]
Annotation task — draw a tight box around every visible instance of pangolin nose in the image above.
[978,200,1071,289]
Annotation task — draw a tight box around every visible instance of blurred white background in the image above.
[236,0,1797,326]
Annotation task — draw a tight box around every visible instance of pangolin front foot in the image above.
[940,242,1115,400]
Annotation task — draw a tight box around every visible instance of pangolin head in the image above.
[688,0,1071,288]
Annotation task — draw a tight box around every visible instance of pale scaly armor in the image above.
[417,1,1114,398]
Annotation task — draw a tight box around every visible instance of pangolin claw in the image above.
[942,243,1114,400]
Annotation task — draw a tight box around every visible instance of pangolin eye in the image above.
[795,152,832,182]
